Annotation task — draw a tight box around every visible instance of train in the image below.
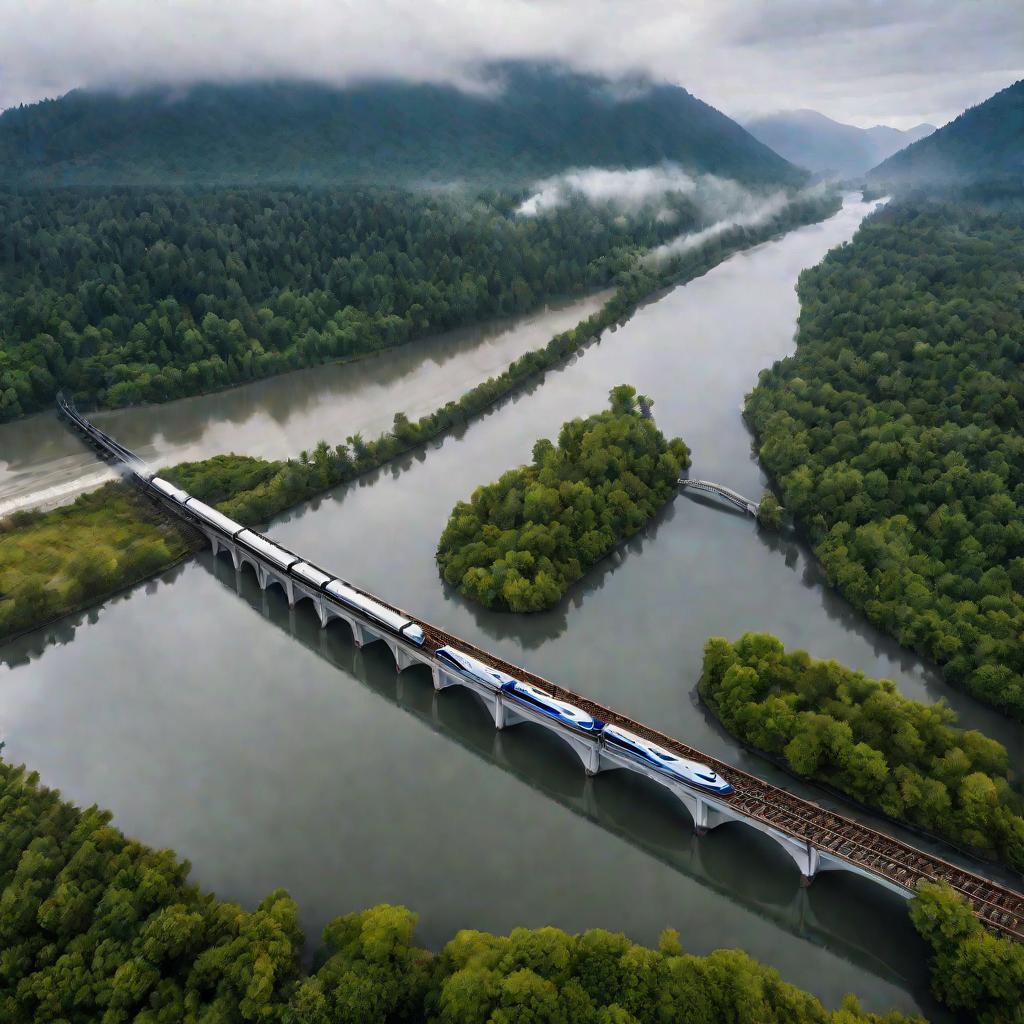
[603,723,734,794]
[150,469,730,793]
[149,477,425,647]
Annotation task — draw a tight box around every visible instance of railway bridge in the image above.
[680,478,761,516]
[58,394,1024,943]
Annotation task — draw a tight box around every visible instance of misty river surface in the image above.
[0,291,611,517]
[5,195,1019,1019]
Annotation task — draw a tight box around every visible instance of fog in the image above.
[1,2,1021,129]
[516,165,803,258]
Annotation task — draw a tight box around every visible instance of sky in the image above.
[0,0,1020,128]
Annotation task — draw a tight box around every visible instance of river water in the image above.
[4,195,1018,1019]
[0,292,611,517]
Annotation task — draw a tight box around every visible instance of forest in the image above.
[0,185,701,421]
[0,190,838,640]
[0,756,935,1023]
[0,65,803,188]
[701,633,1024,870]
[745,197,1024,719]
[436,385,691,611]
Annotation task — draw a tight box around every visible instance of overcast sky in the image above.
[1,0,1020,128]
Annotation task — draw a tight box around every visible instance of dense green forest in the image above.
[701,633,1024,870]
[0,65,802,187]
[910,883,1024,1024]
[868,78,1023,188]
[0,755,929,1023]
[0,185,704,422]
[0,189,839,640]
[437,385,691,611]
[745,198,1024,719]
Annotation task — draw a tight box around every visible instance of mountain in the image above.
[0,64,803,188]
[868,79,1024,188]
[743,109,934,177]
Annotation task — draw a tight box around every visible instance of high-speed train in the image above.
[149,477,425,646]
[435,646,518,691]
[603,723,733,794]
[500,679,605,733]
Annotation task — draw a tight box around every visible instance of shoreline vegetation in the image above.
[744,197,1024,721]
[436,385,691,611]
[700,634,1024,873]
[0,186,693,422]
[0,756,925,1024]
[0,189,841,642]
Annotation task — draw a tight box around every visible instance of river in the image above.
[4,195,1018,1019]
[0,292,611,517]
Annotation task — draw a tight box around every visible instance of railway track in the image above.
[57,394,1024,942]
[418,623,1024,941]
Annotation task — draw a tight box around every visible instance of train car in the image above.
[184,497,245,539]
[500,679,604,733]
[324,579,425,646]
[290,561,335,590]
[236,529,300,572]
[603,724,733,794]
[435,646,518,691]
[150,477,190,504]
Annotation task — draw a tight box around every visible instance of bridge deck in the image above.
[57,395,1024,942]
[679,478,760,514]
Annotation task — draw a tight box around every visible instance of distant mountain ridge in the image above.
[868,79,1024,188]
[0,64,803,188]
[743,109,934,177]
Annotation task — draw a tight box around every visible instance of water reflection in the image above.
[0,291,611,516]
[206,551,942,1016]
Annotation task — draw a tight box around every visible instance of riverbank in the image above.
[699,633,1024,874]
[1,190,840,642]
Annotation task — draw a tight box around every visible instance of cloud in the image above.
[516,167,699,216]
[0,1,1020,128]
[514,163,805,263]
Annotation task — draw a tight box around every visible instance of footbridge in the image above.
[680,478,760,516]
[58,395,1024,943]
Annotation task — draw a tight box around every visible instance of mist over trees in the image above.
[0,186,700,422]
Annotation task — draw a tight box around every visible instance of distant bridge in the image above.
[680,478,761,517]
[58,394,1024,943]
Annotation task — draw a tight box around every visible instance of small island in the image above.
[436,385,691,612]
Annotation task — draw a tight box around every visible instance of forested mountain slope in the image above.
[746,198,1024,719]
[868,79,1024,188]
[744,109,933,177]
[0,64,802,187]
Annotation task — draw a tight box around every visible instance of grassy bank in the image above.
[0,190,841,641]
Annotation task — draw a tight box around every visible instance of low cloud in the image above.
[516,166,795,251]
[0,2,1020,128]
[516,167,699,216]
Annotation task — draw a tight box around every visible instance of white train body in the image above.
[184,497,245,538]
[603,724,733,794]
[324,579,425,645]
[435,646,518,691]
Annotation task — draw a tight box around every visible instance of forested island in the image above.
[436,385,691,611]
[6,732,1021,1023]
[701,633,1024,870]
[745,196,1024,720]
[0,190,838,641]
